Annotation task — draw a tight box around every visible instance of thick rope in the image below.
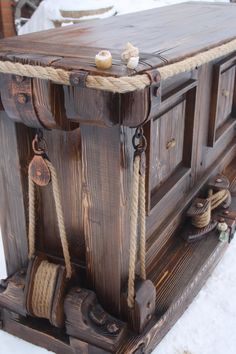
[192,189,230,228]
[128,155,140,308]
[31,260,59,319]
[127,154,147,308]
[139,174,146,281]
[28,174,36,259]
[45,160,72,279]
[28,159,72,279]
[0,38,236,93]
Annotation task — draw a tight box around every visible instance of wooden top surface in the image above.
[0,2,236,77]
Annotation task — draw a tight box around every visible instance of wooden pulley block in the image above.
[24,255,68,328]
[182,220,218,243]
[208,174,230,191]
[122,279,156,334]
[187,197,210,217]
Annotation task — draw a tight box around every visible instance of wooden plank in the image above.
[0,112,31,275]
[0,0,15,38]
[0,3,236,76]
[80,124,133,316]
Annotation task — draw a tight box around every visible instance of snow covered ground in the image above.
[1,0,236,353]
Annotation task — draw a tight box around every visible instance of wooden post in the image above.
[0,0,16,38]
[80,124,133,316]
[0,112,31,275]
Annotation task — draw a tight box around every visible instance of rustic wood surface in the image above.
[0,2,236,78]
[0,0,15,39]
[0,2,236,353]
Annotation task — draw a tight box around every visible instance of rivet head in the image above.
[71,76,80,85]
[17,93,27,104]
[222,89,229,97]
[153,86,160,97]
[215,178,222,183]
[218,217,225,223]
[106,322,120,334]
[15,75,24,83]
[196,202,204,208]
[224,210,229,215]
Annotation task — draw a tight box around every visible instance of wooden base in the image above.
[0,230,230,353]
[1,155,236,353]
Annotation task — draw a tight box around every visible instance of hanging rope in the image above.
[127,127,147,308]
[0,38,236,92]
[28,157,72,278]
[191,189,230,229]
[27,133,72,322]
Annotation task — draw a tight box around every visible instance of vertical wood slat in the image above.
[80,124,132,316]
[0,0,15,38]
[0,113,31,275]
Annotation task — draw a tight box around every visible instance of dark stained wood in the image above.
[0,0,15,38]
[80,124,132,316]
[1,3,236,78]
[121,279,156,334]
[208,53,236,146]
[0,2,236,353]
[65,288,127,352]
[0,113,31,275]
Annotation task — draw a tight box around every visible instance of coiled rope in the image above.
[0,38,236,93]
[191,189,230,229]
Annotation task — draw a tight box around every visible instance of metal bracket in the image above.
[145,68,161,122]
[69,70,89,88]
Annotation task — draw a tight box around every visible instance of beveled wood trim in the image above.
[147,80,197,213]
[208,53,236,147]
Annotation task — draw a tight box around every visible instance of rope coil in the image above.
[0,38,236,93]
[191,189,230,229]
[27,137,72,323]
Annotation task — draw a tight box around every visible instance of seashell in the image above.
[121,42,139,62]
[217,222,228,232]
[95,50,112,69]
[127,56,139,69]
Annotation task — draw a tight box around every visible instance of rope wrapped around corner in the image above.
[0,38,236,93]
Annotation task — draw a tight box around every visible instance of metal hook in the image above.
[32,132,47,155]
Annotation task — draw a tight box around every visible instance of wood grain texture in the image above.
[0,3,236,353]
[0,113,32,275]
[80,124,132,316]
[0,0,15,38]
[1,3,236,77]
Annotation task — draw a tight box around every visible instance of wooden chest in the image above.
[0,2,236,353]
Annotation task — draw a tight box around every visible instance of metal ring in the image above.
[32,134,47,155]
[132,126,147,152]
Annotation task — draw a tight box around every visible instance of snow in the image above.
[1,0,236,353]
[18,0,229,35]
